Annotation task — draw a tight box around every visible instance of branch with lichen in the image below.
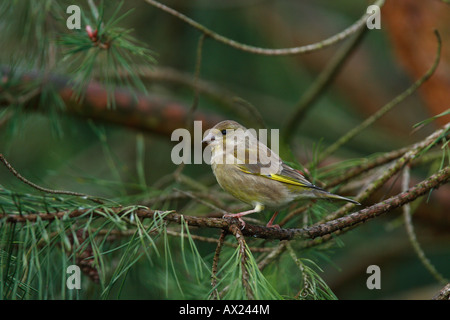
[210,230,226,300]
[318,122,449,223]
[402,165,448,285]
[2,164,448,242]
[1,141,448,297]
[433,283,450,300]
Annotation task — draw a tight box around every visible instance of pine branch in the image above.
[3,0,446,300]
[319,121,450,223]
[67,229,100,283]
[2,165,448,242]
[433,283,450,300]
[144,0,385,56]
[0,67,224,136]
[257,241,288,271]
[324,145,411,189]
[402,165,448,285]
[298,165,449,240]
[210,230,226,300]
[229,224,254,299]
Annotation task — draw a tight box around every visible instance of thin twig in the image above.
[286,243,312,299]
[189,33,206,121]
[279,203,311,227]
[324,145,411,189]
[176,34,207,177]
[229,224,254,299]
[144,0,385,56]
[0,110,13,129]
[173,188,229,214]
[0,154,104,204]
[283,22,369,143]
[257,241,287,271]
[432,283,450,300]
[210,230,227,300]
[319,122,450,223]
[114,66,265,128]
[402,165,448,285]
[318,30,442,162]
[2,165,448,242]
[302,166,449,240]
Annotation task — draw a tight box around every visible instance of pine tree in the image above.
[0,0,449,301]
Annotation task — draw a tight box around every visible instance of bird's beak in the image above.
[202,131,215,144]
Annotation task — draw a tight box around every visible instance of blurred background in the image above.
[0,0,449,299]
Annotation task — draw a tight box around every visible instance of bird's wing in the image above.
[230,138,315,189]
[273,163,316,188]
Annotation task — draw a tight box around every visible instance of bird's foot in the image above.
[265,222,280,229]
[223,213,246,229]
[265,211,280,229]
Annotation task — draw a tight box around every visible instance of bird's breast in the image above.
[212,163,294,208]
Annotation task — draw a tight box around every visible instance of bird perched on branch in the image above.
[202,120,359,228]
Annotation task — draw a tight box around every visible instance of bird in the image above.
[202,120,360,228]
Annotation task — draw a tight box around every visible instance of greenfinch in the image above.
[202,120,359,228]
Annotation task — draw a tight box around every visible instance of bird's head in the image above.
[202,120,247,146]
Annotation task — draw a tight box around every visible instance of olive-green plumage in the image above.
[202,120,359,227]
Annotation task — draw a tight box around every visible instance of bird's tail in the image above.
[312,188,361,205]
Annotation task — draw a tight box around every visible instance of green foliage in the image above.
[0,180,338,299]
[58,0,157,106]
[1,0,448,301]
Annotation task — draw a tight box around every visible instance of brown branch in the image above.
[2,165,448,243]
[319,122,450,223]
[67,229,100,283]
[117,66,265,129]
[210,230,226,300]
[324,145,411,189]
[433,283,450,300]
[229,224,254,300]
[0,67,224,136]
[402,165,448,285]
[300,166,449,239]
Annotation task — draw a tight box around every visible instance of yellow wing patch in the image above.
[236,165,309,188]
[266,173,308,187]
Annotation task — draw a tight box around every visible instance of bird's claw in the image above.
[223,214,246,230]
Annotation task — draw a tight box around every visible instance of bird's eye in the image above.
[221,129,227,135]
